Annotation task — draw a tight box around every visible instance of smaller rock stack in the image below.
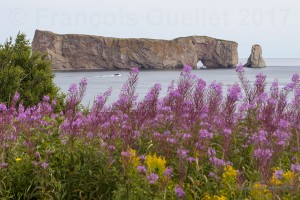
[244,44,266,68]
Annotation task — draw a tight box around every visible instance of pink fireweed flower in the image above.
[235,63,244,73]
[208,171,220,180]
[292,73,300,83]
[187,157,196,163]
[68,83,78,93]
[210,81,222,94]
[248,102,256,109]
[195,142,202,150]
[79,78,87,87]
[274,130,291,146]
[199,129,213,139]
[153,132,161,138]
[166,138,177,143]
[209,157,227,166]
[228,83,242,100]
[51,99,57,106]
[131,67,139,74]
[254,148,273,160]
[139,155,146,161]
[133,131,140,138]
[13,92,20,102]
[177,149,189,158]
[267,98,276,105]
[170,91,181,98]
[238,102,248,112]
[0,162,8,168]
[17,112,27,121]
[87,132,94,138]
[167,81,175,92]
[291,164,300,172]
[143,83,161,101]
[279,119,289,128]
[223,128,232,136]
[110,115,118,122]
[271,80,279,88]
[208,148,216,157]
[34,151,41,159]
[274,169,284,179]
[101,142,107,148]
[254,73,266,86]
[164,131,171,136]
[252,130,268,144]
[258,92,268,101]
[108,145,116,151]
[137,165,146,174]
[95,95,105,105]
[0,103,7,112]
[175,185,186,198]
[43,95,50,102]
[284,82,295,91]
[164,167,173,177]
[147,173,159,184]
[71,118,83,129]
[295,88,300,98]
[41,162,49,169]
[121,151,131,157]
[196,78,206,90]
[183,64,192,73]
[182,133,192,140]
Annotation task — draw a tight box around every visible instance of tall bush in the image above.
[0,32,60,106]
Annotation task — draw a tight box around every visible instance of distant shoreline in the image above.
[52,58,300,72]
[52,65,300,73]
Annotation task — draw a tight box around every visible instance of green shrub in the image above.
[0,32,61,107]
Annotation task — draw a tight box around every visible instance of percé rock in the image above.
[32,30,238,70]
[244,44,266,68]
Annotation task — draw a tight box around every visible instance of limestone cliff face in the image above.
[32,30,238,70]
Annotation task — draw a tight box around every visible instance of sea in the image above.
[54,58,300,106]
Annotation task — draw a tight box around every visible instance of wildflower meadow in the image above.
[1,65,300,199]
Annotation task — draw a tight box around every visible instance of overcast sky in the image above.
[1,0,299,58]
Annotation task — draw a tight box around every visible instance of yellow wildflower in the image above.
[283,170,295,180]
[15,158,22,162]
[128,148,140,168]
[283,170,295,184]
[271,176,282,186]
[213,195,227,200]
[222,165,237,180]
[121,148,140,170]
[145,154,166,177]
[220,165,238,198]
[202,193,211,200]
[250,183,272,200]
[270,168,283,186]
[202,193,227,200]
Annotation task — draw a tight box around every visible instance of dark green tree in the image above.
[0,32,61,106]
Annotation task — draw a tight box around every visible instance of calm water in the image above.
[54,59,300,106]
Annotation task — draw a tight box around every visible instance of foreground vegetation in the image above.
[0,65,300,199]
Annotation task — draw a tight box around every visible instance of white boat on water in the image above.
[102,73,122,78]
